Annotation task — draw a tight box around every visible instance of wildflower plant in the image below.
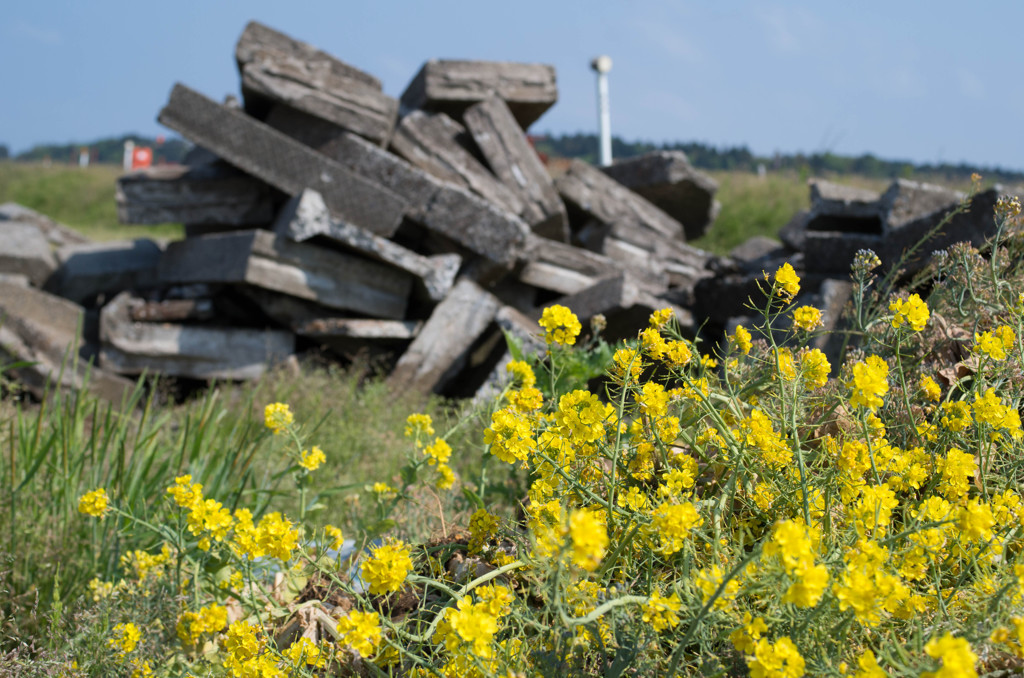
[64,196,1024,676]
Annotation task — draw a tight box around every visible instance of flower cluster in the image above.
[538,304,582,346]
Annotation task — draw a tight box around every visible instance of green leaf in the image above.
[503,328,525,362]
[462,487,486,510]
[400,463,418,486]
[365,519,397,540]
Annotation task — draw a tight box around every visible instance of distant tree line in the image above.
[532,133,1024,183]
[11,135,190,165]
[7,131,1021,184]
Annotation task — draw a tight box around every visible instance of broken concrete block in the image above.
[0,202,90,248]
[0,281,133,402]
[518,234,667,296]
[128,298,216,323]
[400,59,557,129]
[158,230,413,319]
[390,111,524,216]
[100,292,294,380]
[388,278,501,394]
[295,317,421,357]
[778,210,810,251]
[0,221,57,286]
[541,274,693,341]
[802,180,997,276]
[880,179,962,231]
[556,159,685,246]
[49,239,165,304]
[882,185,998,273]
[602,151,720,240]
[274,189,460,303]
[463,95,568,241]
[241,59,397,146]
[786,180,885,260]
[235,21,381,91]
[313,132,529,266]
[593,232,712,294]
[116,163,278,226]
[802,232,884,276]
[158,84,407,236]
[472,305,546,403]
[809,278,854,373]
[810,180,882,219]
[729,236,789,273]
[183,223,264,238]
[295,318,421,341]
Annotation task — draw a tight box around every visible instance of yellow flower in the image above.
[732,325,753,355]
[506,360,537,388]
[324,524,344,550]
[642,591,681,631]
[958,499,995,542]
[920,376,941,402]
[336,609,382,658]
[939,401,972,432]
[284,637,328,669]
[254,512,299,561]
[922,633,977,678]
[776,348,796,381]
[372,482,397,498]
[468,509,500,554]
[567,507,608,571]
[538,304,582,346]
[640,327,669,360]
[612,347,644,380]
[783,562,829,608]
[424,438,452,466]
[435,464,456,489]
[974,326,1014,361]
[773,263,801,299]
[792,305,823,331]
[108,622,142,657]
[800,349,830,388]
[362,541,414,595]
[853,650,886,678]
[729,613,768,654]
[747,636,805,678]
[484,407,536,465]
[177,604,227,648]
[78,488,110,518]
[849,355,889,411]
[404,413,434,441]
[299,446,325,471]
[695,564,739,609]
[167,475,203,510]
[445,597,500,658]
[889,293,930,332]
[263,402,293,434]
[649,307,674,327]
[649,502,704,555]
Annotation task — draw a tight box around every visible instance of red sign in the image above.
[131,146,153,170]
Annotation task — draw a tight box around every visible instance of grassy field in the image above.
[2,158,1021,675]
[0,162,182,241]
[0,161,994,256]
[4,160,962,255]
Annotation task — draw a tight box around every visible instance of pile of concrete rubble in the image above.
[0,22,1001,402]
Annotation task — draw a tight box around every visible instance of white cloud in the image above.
[754,5,822,54]
[955,66,985,100]
[15,21,61,46]
[631,18,705,65]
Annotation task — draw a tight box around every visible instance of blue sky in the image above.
[3,1,1022,170]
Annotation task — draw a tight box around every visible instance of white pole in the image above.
[591,56,613,167]
[123,140,135,172]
